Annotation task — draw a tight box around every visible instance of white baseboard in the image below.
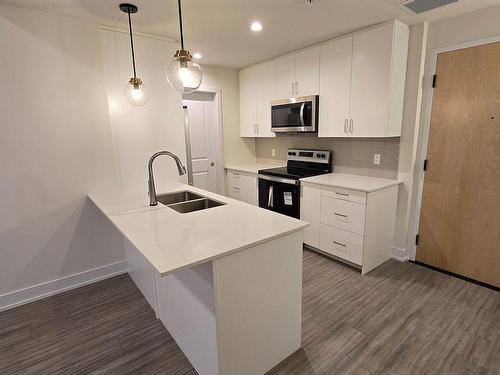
[392,247,410,262]
[0,261,127,312]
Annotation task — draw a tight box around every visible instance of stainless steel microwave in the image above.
[271,95,319,133]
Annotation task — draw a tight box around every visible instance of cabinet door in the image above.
[240,173,258,206]
[318,36,352,137]
[300,182,321,248]
[255,61,276,137]
[350,23,393,137]
[295,47,320,96]
[274,54,295,99]
[239,68,257,137]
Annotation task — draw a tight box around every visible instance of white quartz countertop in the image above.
[300,173,401,193]
[88,183,307,276]
[225,162,284,174]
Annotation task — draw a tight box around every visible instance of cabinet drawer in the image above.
[320,224,363,265]
[321,196,366,235]
[321,186,366,204]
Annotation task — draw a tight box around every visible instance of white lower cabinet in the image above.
[226,170,258,206]
[301,181,398,274]
[319,224,364,265]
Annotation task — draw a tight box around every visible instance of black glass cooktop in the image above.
[258,166,330,180]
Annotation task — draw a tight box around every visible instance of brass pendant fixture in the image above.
[166,0,202,94]
[120,3,148,106]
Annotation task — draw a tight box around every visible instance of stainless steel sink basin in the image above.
[156,191,204,206]
[167,198,225,214]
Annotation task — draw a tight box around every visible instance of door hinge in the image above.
[415,234,420,246]
[423,159,428,171]
[432,74,437,88]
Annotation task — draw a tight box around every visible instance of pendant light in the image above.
[166,0,202,94]
[120,3,148,106]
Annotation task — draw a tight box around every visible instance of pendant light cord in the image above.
[178,0,184,49]
[127,8,137,79]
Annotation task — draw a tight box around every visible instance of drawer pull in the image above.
[333,241,346,247]
[334,212,348,218]
[232,186,240,190]
[335,192,348,197]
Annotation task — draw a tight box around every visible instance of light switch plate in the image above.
[373,154,381,165]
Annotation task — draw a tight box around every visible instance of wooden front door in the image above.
[416,41,500,288]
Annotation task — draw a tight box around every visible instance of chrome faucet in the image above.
[148,151,187,206]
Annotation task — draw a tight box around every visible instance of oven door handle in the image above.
[258,174,299,186]
[299,102,305,126]
[268,186,273,208]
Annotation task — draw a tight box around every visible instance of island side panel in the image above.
[155,262,219,375]
[124,238,159,317]
[212,230,303,375]
[362,185,398,275]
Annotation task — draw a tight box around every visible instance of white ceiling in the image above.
[2,0,500,68]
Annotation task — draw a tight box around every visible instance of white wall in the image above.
[392,23,428,253]
[99,29,187,190]
[0,6,124,299]
[199,65,256,165]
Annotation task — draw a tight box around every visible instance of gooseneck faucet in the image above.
[148,151,187,206]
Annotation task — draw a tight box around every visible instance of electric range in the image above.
[257,149,332,218]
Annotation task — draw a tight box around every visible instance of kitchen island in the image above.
[89,183,307,375]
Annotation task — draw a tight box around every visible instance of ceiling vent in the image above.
[398,0,458,14]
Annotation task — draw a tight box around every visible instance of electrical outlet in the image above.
[373,154,381,165]
[271,148,276,157]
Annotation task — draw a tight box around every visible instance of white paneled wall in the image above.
[0,5,124,301]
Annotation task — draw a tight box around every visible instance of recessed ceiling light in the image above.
[193,52,202,59]
[250,21,262,32]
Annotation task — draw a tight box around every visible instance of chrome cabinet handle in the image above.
[334,212,348,218]
[344,119,348,133]
[335,192,348,197]
[291,82,295,96]
[295,81,299,95]
[333,241,346,247]
[232,186,240,190]
[349,119,353,133]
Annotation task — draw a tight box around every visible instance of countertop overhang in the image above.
[88,183,308,277]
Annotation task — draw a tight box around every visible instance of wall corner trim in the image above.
[0,261,127,312]
[392,247,410,262]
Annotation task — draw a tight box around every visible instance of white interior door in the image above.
[183,99,217,192]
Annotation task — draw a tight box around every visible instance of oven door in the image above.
[258,175,300,219]
[271,96,318,133]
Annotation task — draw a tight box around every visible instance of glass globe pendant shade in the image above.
[124,77,148,106]
[167,49,202,94]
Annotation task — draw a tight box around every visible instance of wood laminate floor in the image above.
[0,250,498,375]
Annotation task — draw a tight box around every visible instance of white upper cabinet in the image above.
[318,36,353,137]
[274,49,320,99]
[255,61,276,137]
[274,54,296,99]
[350,22,408,137]
[239,20,408,138]
[319,21,409,137]
[294,47,320,97]
[239,68,257,137]
[239,61,275,137]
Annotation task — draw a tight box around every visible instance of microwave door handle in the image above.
[299,102,305,126]
[268,185,273,208]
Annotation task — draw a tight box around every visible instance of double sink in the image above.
[156,191,226,214]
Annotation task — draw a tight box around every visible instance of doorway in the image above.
[415,40,500,288]
[182,90,224,194]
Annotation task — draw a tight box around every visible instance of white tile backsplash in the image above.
[255,135,400,179]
